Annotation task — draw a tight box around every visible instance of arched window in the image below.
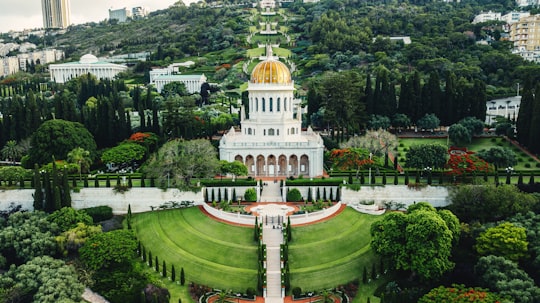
[290,127,295,135]
[270,98,273,112]
[262,98,266,112]
[277,97,281,112]
[255,98,259,111]
[284,98,287,111]
[248,128,252,135]
[264,129,266,136]
[268,128,275,136]
[277,129,279,135]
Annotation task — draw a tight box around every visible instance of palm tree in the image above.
[1,140,22,165]
[67,147,92,180]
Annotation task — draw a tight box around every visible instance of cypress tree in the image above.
[427,171,432,185]
[371,173,376,185]
[224,187,229,202]
[348,172,353,184]
[211,189,215,202]
[404,172,409,185]
[371,263,377,279]
[61,170,71,208]
[254,217,259,242]
[307,187,313,202]
[117,174,121,186]
[84,176,88,187]
[287,216,292,242]
[142,246,146,261]
[218,188,222,202]
[141,175,146,187]
[33,165,43,211]
[415,171,420,183]
[171,264,176,282]
[393,172,398,185]
[53,186,61,212]
[335,187,340,202]
[162,260,166,277]
[94,176,99,187]
[150,177,156,187]
[516,81,535,147]
[180,267,185,285]
[362,266,367,284]
[360,172,365,184]
[149,251,153,266]
[323,187,327,200]
[232,188,237,203]
[382,172,386,185]
[72,176,76,188]
[518,173,523,185]
[106,175,111,187]
[329,187,334,201]
[155,256,159,272]
[529,173,535,185]
[19,176,24,189]
[128,175,133,188]
[205,188,209,202]
[439,171,444,185]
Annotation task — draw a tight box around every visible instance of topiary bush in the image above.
[292,287,302,298]
[82,205,113,222]
[286,188,303,202]
[244,188,257,202]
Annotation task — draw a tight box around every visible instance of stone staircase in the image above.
[263,224,284,303]
[260,180,283,202]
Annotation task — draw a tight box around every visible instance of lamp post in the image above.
[424,166,433,185]
[506,166,514,184]
[368,153,373,185]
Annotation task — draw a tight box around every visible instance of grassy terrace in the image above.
[133,207,258,292]
[289,208,384,290]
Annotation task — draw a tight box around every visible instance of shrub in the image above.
[525,163,531,168]
[246,287,256,298]
[244,188,257,202]
[537,163,540,168]
[82,205,113,222]
[292,287,302,298]
[287,188,303,202]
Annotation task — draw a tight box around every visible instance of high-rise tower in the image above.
[41,0,71,29]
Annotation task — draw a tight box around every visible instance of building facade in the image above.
[109,8,132,23]
[472,11,501,24]
[49,54,127,83]
[510,14,540,62]
[41,0,71,29]
[219,49,325,178]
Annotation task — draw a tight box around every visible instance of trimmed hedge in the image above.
[82,205,114,222]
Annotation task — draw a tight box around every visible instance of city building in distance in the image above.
[41,0,71,29]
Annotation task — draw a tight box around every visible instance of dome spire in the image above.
[266,44,273,59]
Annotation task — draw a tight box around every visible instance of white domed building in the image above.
[49,54,127,83]
[219,50,325,177]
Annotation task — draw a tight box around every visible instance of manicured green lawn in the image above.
[133,207,258,292]
[398,137,540,171]
[289,208,384,291]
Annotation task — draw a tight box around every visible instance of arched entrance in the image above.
[246,155,255,176]
[267,155,277,176]
[289,155,298,176]
[257,155,266,176]
[300,154,309,176]
[234,155,243,163]
[278,155,287,176]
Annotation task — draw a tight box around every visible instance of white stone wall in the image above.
[341,185,450,208]
[0,188,204,215]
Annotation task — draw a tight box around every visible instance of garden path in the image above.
[263,222,284,303]
[259,178,283,202]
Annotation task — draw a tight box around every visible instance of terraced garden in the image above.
[132,207,258,291]
[288,208,384,290]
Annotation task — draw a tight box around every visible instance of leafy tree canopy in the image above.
[477,146,517,170]
[0,256,84,303]
[29,119,97,166]
[371,205,460,280]
[48,207,93,232]
[101,142,147,165]
[419,284,507,303]
[448,123,471,146]
[0,211,58,263]
[79,229,137,271]
[406,143,448,169]
[416,114,440,131]
[475,255,540,303]
[476,222,528,261]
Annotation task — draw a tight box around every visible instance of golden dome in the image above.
[250,59,292,85]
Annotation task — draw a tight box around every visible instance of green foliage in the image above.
[476,222,528,261]
[56,222,102,257]
[371,208,459,280]
[102,142,147,165]
[79,229,137,271]
[29,119,97,165]
[449,184,538,223]
[244,188,257,202]
[0,166,30,184]
[448,123,471,146]
[48,207,93,232]
[144,139,219,188]
[0,256,84,303]
[0,211,58,262]
[419,284,505,303]
[416,114,440,131]
[219,160,248,178]
[82,205,114,222]
[405,144,448,169]
[477,146,517,170]
[475,255,540,303]
[287,188,303,202]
